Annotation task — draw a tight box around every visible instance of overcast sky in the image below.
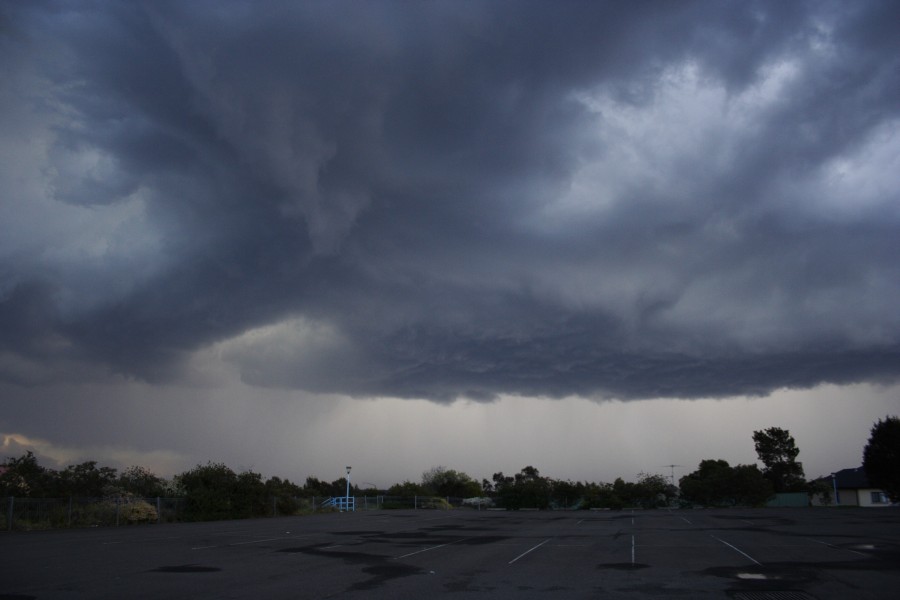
[1,0,899,488]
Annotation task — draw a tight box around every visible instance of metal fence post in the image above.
[68,496,73,527]
[157,497,161,523]
[115,497,120,527]
[7,497,13,532]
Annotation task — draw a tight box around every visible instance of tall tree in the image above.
[730,464,775,506]
[386,480,425,497]
[58,461,118,497]
[679,459,735,506]
[232,470,268,517]
[175,462,238,520]
[420,466,481,498]
[863,416,900,502]
[679,460,772,507]
[118,465,168,497]
[753,427,805,492]
[633,473,676,508]
[1,451,50,496]
[491,467,551,509]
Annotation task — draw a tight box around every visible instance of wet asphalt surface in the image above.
[1,507,899,599]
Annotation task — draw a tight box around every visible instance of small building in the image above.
[813,467,892,507]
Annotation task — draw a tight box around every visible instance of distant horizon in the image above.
[4,387,894,488]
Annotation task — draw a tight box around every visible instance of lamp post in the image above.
[831,473,839,506]
[345,466,352,507]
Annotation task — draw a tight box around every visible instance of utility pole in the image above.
[662,464,683,486]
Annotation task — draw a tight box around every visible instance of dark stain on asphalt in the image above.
[697,542,900,597]
[376,531,439,539]
[458,535,509,545]
[151,564,221,573]
[278,545,375,563]
[278,543,426,590]
[426,523,467,531]
[597,562,650,570]
[443,569,496,593]
[700,564,818,594]
[350,563,425,591]
[616,582,695,595]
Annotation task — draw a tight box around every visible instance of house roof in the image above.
[832,467,873,489]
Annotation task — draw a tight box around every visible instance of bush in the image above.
[117,498,158,523]
[416,497,450,510]
[462,497,494,509]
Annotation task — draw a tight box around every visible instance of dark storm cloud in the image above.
[1,0,899,400]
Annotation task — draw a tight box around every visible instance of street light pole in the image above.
[345,466,352,507]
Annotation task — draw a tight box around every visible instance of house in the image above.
[813,467,892,507]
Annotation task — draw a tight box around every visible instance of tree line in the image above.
[3,417,897,521]
[379,426,826,509]
[0,454,377,520]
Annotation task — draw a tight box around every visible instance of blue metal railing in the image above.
[319,496,355,511]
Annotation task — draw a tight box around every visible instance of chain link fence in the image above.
[2,496,187,531]
[1,495,480,531]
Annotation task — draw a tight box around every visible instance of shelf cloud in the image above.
[2,0,899,404]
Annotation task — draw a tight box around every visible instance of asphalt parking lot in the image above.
[2,507,898,599]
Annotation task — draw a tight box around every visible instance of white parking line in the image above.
[229,537,283,546]
[681,517,693,525]
[395,537,471,559]
[813,540,867,557]
[710,535,762,566]
[508,538,552,565]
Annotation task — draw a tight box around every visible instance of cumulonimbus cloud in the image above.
[1,0,899,401]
